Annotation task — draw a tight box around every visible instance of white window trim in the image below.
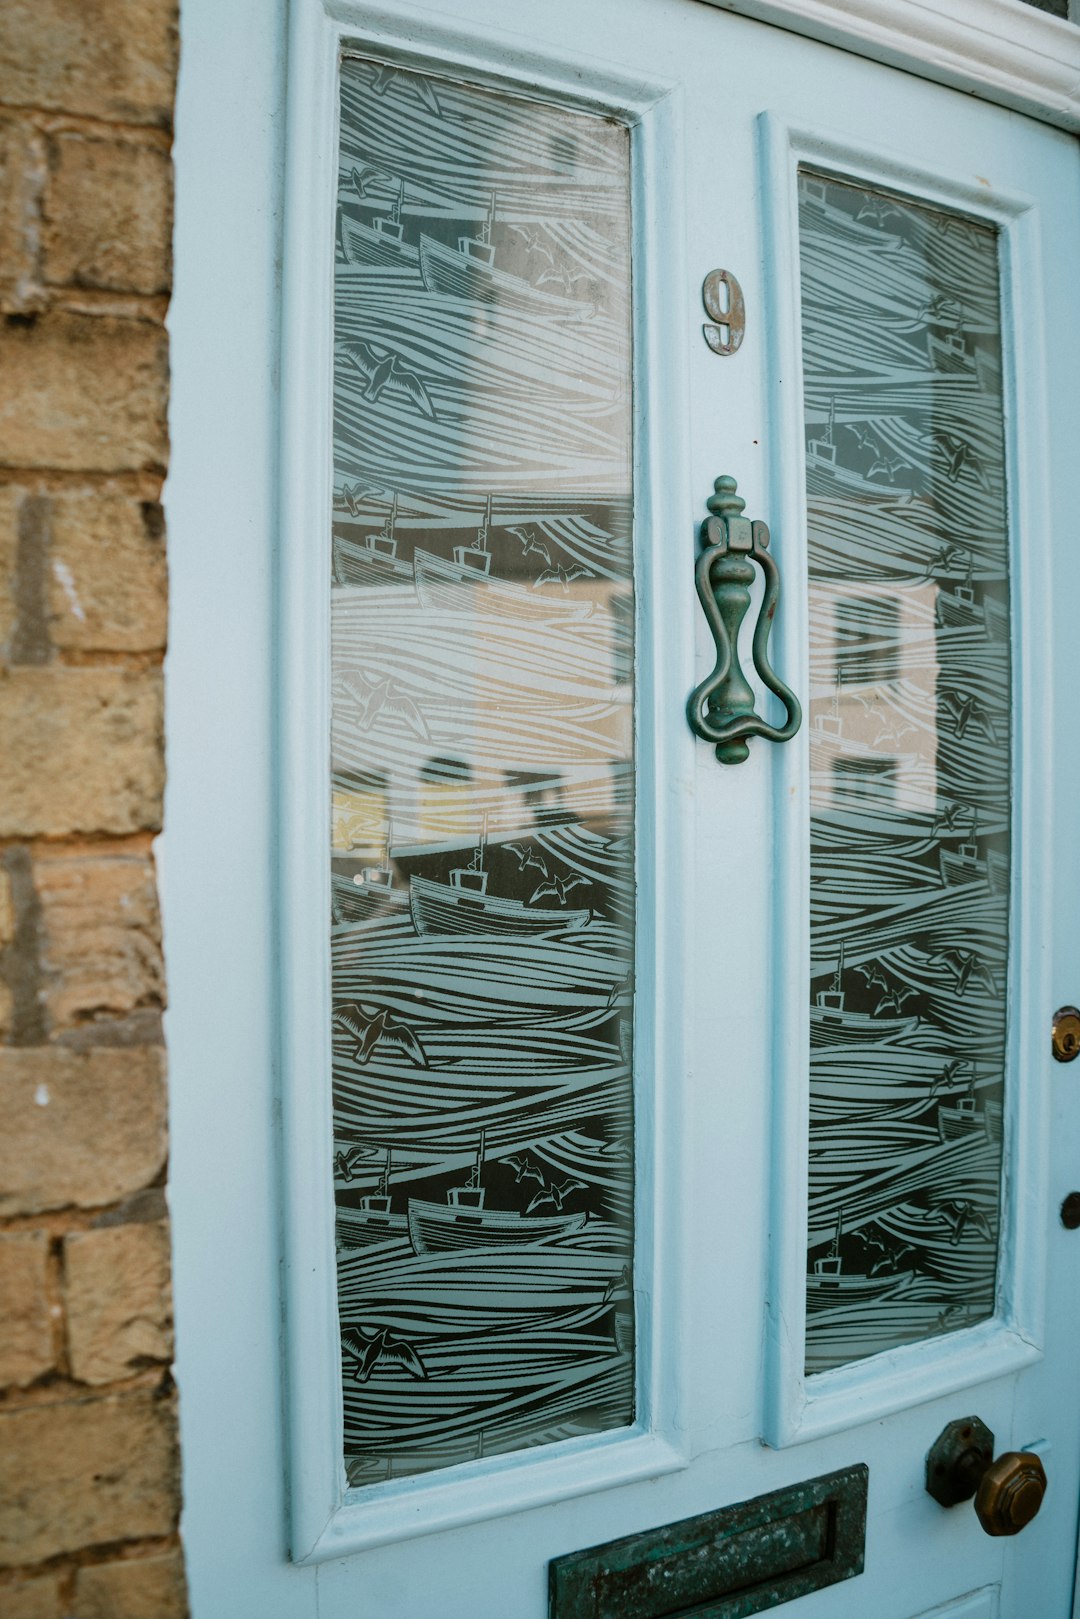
[704,0,1080,133]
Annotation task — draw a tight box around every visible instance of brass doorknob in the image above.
[926,1417,1047,1537]
[975,1452,1047,1536]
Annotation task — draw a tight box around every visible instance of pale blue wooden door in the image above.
[166,0,1080,1615]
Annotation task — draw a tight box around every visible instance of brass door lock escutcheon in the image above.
[926,1417,1047,1536]
[1052,1005,1080,1062]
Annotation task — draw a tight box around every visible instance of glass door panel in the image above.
[330,56,636,1483]
[799,171,1010,1372]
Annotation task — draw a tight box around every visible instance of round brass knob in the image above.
[975,1452,1047,1536]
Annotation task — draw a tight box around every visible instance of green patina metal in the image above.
[548,1463,868,1619]
[687,476,802,764]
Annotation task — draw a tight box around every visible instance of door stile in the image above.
[759,112,1055,1448]
[276,0,700,1562]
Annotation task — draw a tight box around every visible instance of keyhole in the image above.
[702,269,745,355]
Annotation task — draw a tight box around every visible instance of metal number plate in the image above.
[702,268,745,354]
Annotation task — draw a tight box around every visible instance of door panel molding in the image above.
[703,0,1080,134]
[759,111,1053,1448]
[277,0,698,1563]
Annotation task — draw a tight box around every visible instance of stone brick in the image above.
[0,485,22,656]
[0,115,44,315]
[0,867,13,948]
[47,489,167,653]
[43,135,171,297]
[0,1389,180,1564]
[35,850,163,1031]
[0,1570,62,1619]
[0,668,163,838]
[0,1047,167,1217]
[73,1548,187,1619]
[0,0,178,129]
[0,1232,53,1388]
[0,313,168,475]
[65,1220,172,1385]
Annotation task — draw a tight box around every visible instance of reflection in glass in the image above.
[799,172,1010,1373]
[330,58,635,1483]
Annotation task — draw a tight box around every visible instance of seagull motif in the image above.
[529,873,590,906]
[869,1242,915,1276]
[856,196,905,229]
[526,1177,588,1214]
[924,542,970,579]
[928,431,989,489]
[940,689,997,744]
[499,1154,546,1188]
[933,1200,995,1245]
[334,1001,428,1068]
[511,226,556,270]
[341,339,438,420]
[536,263,593,299]
[601,1263,632,1303]
[925,948,997,996]
[931,801,971,837]
[917,294,964,328]
[334,1143,380,1182]
[873,716,917,747]
[867,452,910,483]
[339,670,430,739]
[855,961,891,995]
[877,986,917,1016]
[341,1324,427,1382]
[339,478,385,514]
[843,423,881,455]
[929,1058,972,1098]
[350,163,394,200]
[505,841,549,878]
[604,971,634,1012]
[505,525,552,567]
[365,63,442,117]
[533,563,592,592]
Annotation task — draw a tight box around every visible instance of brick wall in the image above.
[0,4,186,1615]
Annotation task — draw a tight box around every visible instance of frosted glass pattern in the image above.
[330,58,635,1484]
[799,172,1010,1373]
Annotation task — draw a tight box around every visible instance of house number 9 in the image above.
[702,269,745,355]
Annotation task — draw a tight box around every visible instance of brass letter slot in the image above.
[548,1464,867,1619]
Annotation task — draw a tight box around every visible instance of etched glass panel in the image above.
[331,59,635,1483]
[799,172,1010,1373]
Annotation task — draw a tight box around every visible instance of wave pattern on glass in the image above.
[799,171,1010,1374]
[331,58,635,1485]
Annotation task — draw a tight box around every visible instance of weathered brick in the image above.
[0,115,45,316]
[0,1047,167,1217]
[0,0,178,129]
[0,846,16,1026]
[0,1232,53,1388]
[65,1220,172,1385]
[43,134,171,296]
[74,1547,187,1619]
[0,1569,62,1619]
[0,485,22,656]
[0,1389,180,1564]
[35,849,163,1031]
[0,867,13,948]
[0,313,168,475]
[48,489,167,653]
[0,668,163,838]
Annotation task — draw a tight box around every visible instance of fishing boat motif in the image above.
[330,60,635,1482]
[800,171,1010,1373]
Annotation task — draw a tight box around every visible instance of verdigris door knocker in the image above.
[687,476,802,764]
